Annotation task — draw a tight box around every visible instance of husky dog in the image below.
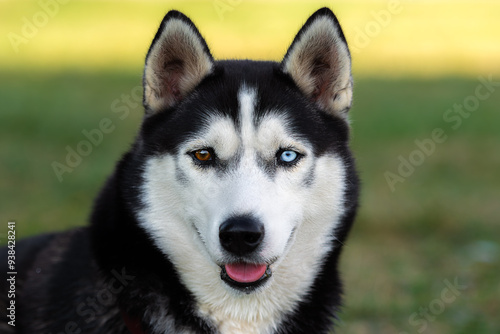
[1,7,359,334]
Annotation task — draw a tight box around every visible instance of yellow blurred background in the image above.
[2,0,499,77]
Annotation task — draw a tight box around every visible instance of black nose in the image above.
[219,216,265,256]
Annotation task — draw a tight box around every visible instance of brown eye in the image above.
[193,149,212,162]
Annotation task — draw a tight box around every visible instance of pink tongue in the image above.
[225,263,267,283]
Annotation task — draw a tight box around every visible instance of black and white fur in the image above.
[0,8,359,334]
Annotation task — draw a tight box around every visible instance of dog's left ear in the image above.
[282,8,352,119]
[143,11,214,115]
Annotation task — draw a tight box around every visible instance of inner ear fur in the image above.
[143,11,214,114]
[282,8,353,119]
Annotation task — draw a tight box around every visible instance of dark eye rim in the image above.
[276,148,303,166]
[190,148,216,166]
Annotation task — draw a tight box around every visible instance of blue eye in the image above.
[278,150,300,164]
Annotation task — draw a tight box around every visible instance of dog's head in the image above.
[134,8,356,308]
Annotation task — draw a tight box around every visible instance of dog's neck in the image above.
[122,310,146,334]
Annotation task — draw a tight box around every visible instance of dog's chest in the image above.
[213,318,273,334]
[197,303,279,334]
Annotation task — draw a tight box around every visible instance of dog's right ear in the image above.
[143,11,214,115]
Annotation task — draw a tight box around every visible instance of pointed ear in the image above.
[281,8,353,119]
[143,11,214,114]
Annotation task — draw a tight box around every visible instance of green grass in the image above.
[1,0,499,333]
[1,71,499,333]
[339,78,500,333]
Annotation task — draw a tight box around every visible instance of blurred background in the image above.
[1,0,499,333]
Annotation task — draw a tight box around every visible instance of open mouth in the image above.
[220,263,272,292]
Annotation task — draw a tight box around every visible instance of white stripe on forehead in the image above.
[237,85,257,143]
[236,85,310,160]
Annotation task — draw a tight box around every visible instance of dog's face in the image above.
[140,80,349,291]
[134,8,354,321]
